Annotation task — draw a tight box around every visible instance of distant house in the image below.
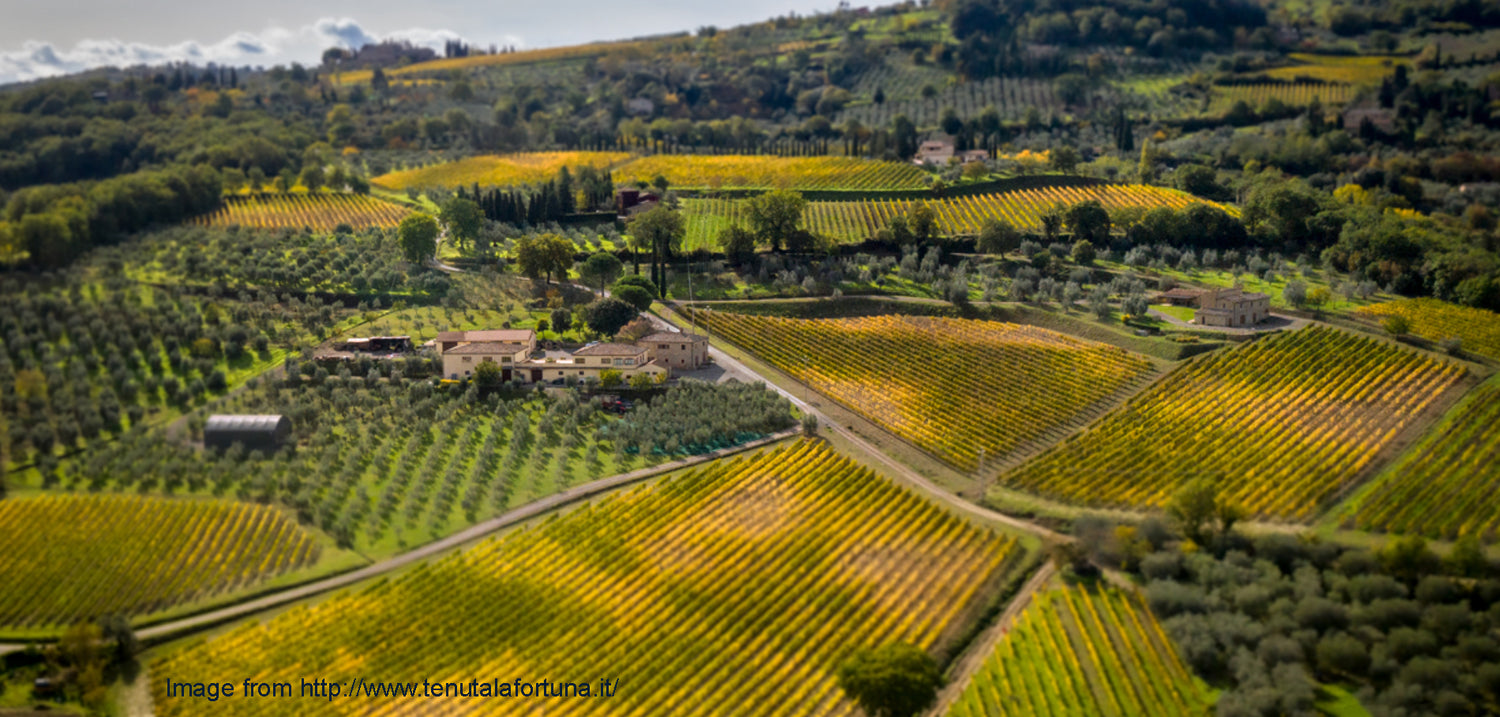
[204,415,292,452]
[913,139,955,166]
[1344,106,1396,134]
[625,97,655,116]
[437,330,536,380]
[527,342,667,384]
[640,332,709,372]
[1156,287,1204,307]
[443,341,533,380]
[616,188,661,217]
[436,329,536,353]
[1195,288,1271,328]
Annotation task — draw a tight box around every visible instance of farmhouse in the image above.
[640,332,709,371]
[913,139,954,165]
[437,329,536,353]
[616,188,660,218]
[437,330,669,384]
[1195,288,1271,328]
[524,342,667,384]
[438,329,537,380]
[1156,287,1204,306]
[204,415,292,452]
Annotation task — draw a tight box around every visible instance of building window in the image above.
[501,357,511,363]
[462,357,472,363]
[576,358,586,365]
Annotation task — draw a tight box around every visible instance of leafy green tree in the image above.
[439,196,484,251]
[397,213,439,264]
[976,219,1020,255]
[550,308,573,334]
[1380,535,1440,583]
[1065,200,1111,244]
[583,298,638,336]
[299,165,325,193]
[628,204,685,290]
[1444,536,1490,577]
[1071,239,1096,264]
[614,285,654,311]
[836,642,943,717]
[1284,280,1309,307]
[1316,633,1370,676]
[1175,164,1230,201]
[613,274,659,299]
[1243,178,1334,247]
[629,372,656,390]
[719,225,758,265]
[1050,145,1080,173]
[1089,286,1113,319]
[890,114,918,158]
[745,189,808,253]
[578,252,624,293]
[908,202,938,243]
[473,359,502,387]
[515,233,575,284]
[886,215,913,245]
[1166,478,1243,546]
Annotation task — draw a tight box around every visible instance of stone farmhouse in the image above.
[912,138,988,166]
[437,329,709,384]
[438,329,536,382]
[1155,287,1272,328]
[640,332,709,371]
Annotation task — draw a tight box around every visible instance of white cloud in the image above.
[0,18,484,85]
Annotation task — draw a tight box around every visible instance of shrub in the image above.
[1294,597,1348,633]
[1316,632,1370,675]
[614,285,654,311]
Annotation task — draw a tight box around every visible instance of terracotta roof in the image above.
[573,342,648,357]
[1159,288,1203,299]
[444,341,529,355]
[640,332,707,343]
[436,329,535,343]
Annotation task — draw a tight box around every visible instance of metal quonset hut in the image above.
[203,415,292,452]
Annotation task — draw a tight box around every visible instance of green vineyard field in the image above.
[693,312,1156,470]
[613,154,930,191]
[949,586,1208,717]
[1357,297,1500,361]
[1348,376,1500,541]
[193,194,411,231]
[680,183,1231,250]
[0,494,318,628]
[149,440,1023,716]
[1209,83,1356,113]
[1002,326,1465,521]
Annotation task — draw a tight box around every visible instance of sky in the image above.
[0,0,834,85]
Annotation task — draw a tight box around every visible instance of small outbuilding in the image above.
[204,415,292,452]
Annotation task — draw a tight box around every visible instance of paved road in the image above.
[0,430,796,657]
[653,304,1067,543]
